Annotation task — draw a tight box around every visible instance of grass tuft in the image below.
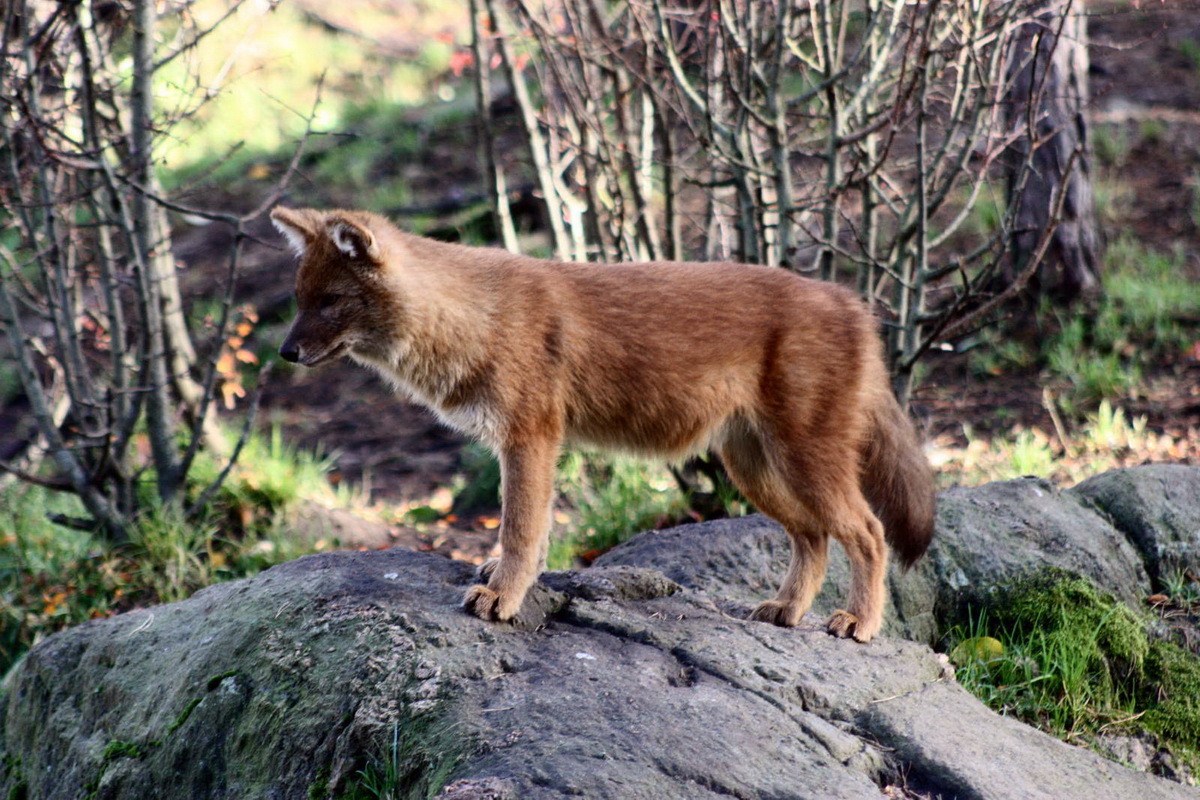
[947,570,1200,769]
[548,451,688,570]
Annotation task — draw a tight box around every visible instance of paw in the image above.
[462,584,520,622]
[474,557,500,581]
[826,609,877,643]
[749,600,800,627]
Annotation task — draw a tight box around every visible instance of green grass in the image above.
[1006,429,1056,478]
[188,423,358,533]
[449,443,501,515]
[0,424,348,675]
[342,708,467,800]
[1138,117,1167,146]
[935,399,1167,488]
[946,571,1200,769]
[1179,38,1200,71]
[968,236,1200,415]
[156,0,471,173]
[1046,238,1199,413]
[949,572,1147,738]
[547,452,689,570]
[1092,124,1131,169]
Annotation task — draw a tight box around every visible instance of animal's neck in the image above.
[366,270,494,409]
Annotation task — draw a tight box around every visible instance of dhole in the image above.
[272,207,934,642]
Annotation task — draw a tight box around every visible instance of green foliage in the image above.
[1,754,25,800]
[1092,124,1131,169]
[1045,318,1139,411]
[1178,38,1200,71]
[342,711,466,800]
[450,443,501,515]
[936,400,1162,488]
[157,0,469,172]
[188,424,350,535]
[548,452,687,570]
[166,697,204,735]
[968,192,1006,238]
[100,741,146,762]
[1142,641,1200,749]
[1081,400,1147,453]
[1007,430,1056,478]
[1138,117,1167,145]
[947,570,1200,764]
[971,237,1200,415]
[967,329,1036,379]
[1160,569,1200,610]
[1104,238,1200,350]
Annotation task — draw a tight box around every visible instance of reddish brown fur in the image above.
[272,207,935,642]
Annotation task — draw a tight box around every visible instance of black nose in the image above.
[279,343,299,363]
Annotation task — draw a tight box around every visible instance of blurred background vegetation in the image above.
[1,0,1199,770]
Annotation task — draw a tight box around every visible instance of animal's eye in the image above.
[316,294,341,311]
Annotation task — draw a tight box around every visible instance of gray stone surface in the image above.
[1071,464,1200,585]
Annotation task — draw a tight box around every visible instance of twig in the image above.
[186,362,273,519]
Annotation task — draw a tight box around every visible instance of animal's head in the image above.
[271,207,400,367]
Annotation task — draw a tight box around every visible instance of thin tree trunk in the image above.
[1006,0,1101,302]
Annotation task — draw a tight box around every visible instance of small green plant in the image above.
[1178,38,1200,71]
[1080,400,1146,453]
[1139,117,1167,145]
[969,335,1035,378]
[966,237,1200,417]
[1160,569,1200,610]
[450,443,501,515]
[1092,124,1131,169]
[1007,430,1055,478]
[1040,237,1199,412]
[548,452,687,569]
[947,570,1200,767]
[949,572,1147,736]
[1142,641,1200,750]
[1093,177,1134,224]
[188,423,354,535]
[968,191,1006,238]
[342,710,467,800]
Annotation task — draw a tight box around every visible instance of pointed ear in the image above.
[270,207,316,257]
[326,215,381,263]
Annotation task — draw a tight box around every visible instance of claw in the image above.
[749,600,800,627]
[462,583,521,621]
[826,609,877,643]
[474,557,500,581]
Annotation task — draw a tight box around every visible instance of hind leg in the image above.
[719,429,829,628]
[737,421,889,643]
[813,491,888,642]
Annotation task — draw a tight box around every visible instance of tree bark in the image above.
[1006,0,1101,303]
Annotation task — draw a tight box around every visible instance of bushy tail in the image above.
[861,391,936,568]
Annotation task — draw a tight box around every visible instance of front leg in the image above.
[463,433,559,621]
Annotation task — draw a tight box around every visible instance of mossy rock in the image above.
[1143,641,1200,750]
[960,569,1149,697]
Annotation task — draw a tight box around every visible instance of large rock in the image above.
[1071,464,1200,585]
[599,471,1178,643]
[1,542,1193,799]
